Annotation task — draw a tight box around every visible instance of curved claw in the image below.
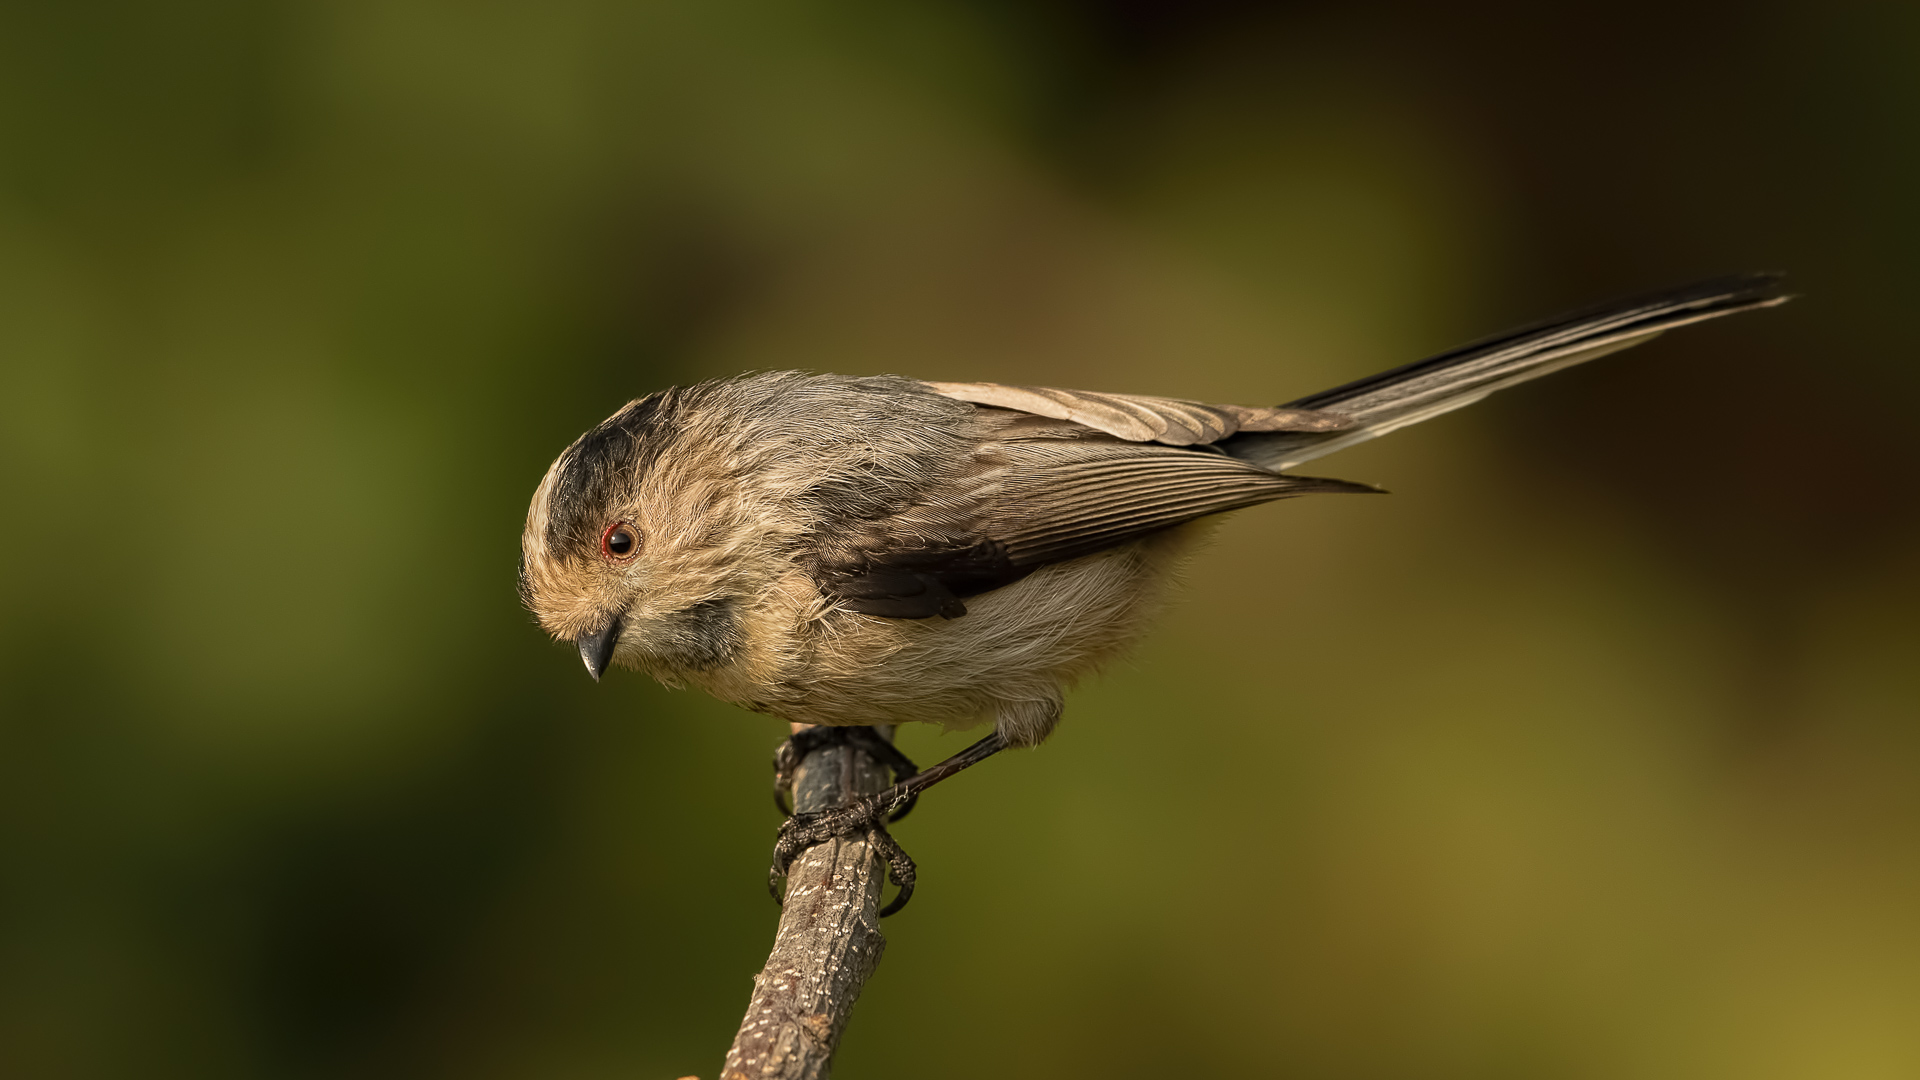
[766,803,919,915]
[772,728,838,820]
[772,726,917,822]
[867,824,918,917]
[765,726,968,915]
[878,881,914,918]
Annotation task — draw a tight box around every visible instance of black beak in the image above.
[576,616,621,682]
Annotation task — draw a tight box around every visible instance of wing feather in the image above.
[818,438,1375,618]
[822,274,1789,618]
[921,381,1353,446]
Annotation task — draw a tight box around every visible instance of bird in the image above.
[519,274,1790,914]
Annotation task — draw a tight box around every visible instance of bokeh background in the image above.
[4,2,1918,1077]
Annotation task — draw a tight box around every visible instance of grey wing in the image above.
[826,274,1790,618]
[921,381,1353,446]
[817,435,1375,620]
[987,440,1372,566]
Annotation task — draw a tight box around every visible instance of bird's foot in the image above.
[772,726,920,822]
[766,730,1007,918]
[769,796,918,917]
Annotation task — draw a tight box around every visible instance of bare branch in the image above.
[721,726,891,1079]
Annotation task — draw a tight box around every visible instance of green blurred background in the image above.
[3,2,1918,1077]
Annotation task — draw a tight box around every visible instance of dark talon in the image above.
[765,810,836,904]
[766,730,1008,916]
[868,825,917,917]
[772,726,844,818]
[766,800,919,916]
[771,725,919,819]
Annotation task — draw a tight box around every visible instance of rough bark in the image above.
[720,725,891,1079]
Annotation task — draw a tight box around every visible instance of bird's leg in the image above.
[842,727,922,822]
[772,725,920,819]
[771,731,1008,917]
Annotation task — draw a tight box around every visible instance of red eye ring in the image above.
[600,522,641,562]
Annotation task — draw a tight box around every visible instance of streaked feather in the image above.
[921,381,1352,445]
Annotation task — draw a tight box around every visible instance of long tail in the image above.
[1222,274,1791,472]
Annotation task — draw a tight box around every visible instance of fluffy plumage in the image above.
[520,275,1789,747]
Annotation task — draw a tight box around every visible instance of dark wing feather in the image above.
[989,442,1371,566]
[819,438,1374,619]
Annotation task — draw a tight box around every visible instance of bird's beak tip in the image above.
[576,616,621,683]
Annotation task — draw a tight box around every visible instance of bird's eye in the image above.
[600,522,641,562]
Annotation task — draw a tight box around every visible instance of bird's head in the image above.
[520,392,771,681]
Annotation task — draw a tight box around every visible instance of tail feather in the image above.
[1223,274,1791,472]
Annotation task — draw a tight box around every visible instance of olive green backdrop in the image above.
[3,2,1917,1078]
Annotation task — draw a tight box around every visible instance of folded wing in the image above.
[821,274,1789,619]
[816,435,1374,619]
